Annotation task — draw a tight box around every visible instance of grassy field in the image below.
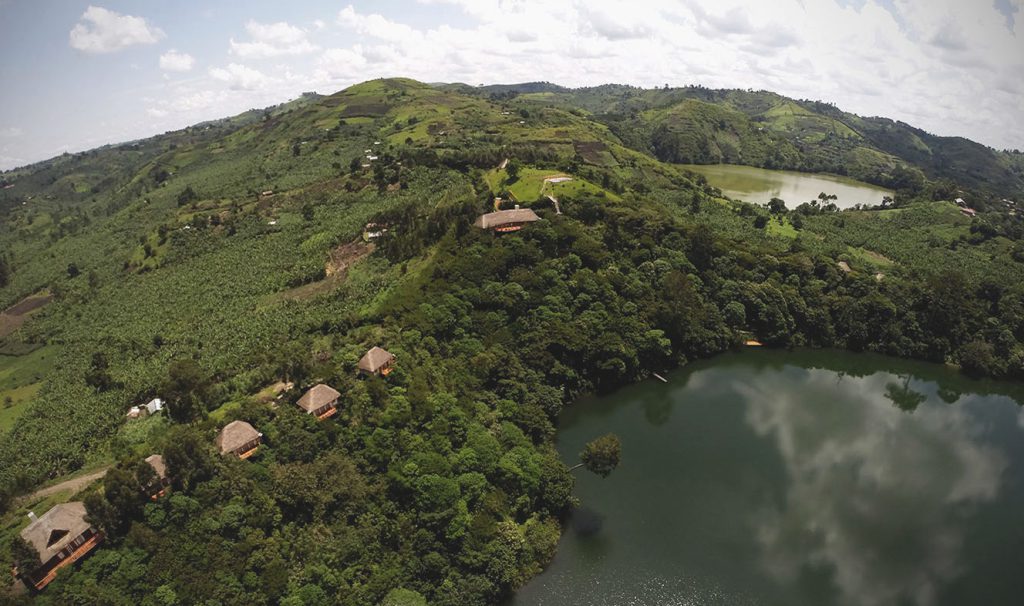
[0,346,57,434]
[483,166,620,203]
[847,246,895,268]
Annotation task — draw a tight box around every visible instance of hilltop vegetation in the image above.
[0,78,1023,604]
[463,83,1024,204]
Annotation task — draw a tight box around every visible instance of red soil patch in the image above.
[278,241,374,302]
[327,241,373,276]
[4,294,52,316]
[0,294,52,339]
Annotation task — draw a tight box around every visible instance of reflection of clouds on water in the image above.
[737,369,1007,606]
[513,569,758,606]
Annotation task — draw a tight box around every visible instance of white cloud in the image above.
[314,47,369,82]
[0,154,26,169]
[7,0,1024,171]
[69,5,164,54]
[144,89,228,121]
[320,0,1023,150]
[159,50,195,72]
[209,63,271,91]
[338,5,421,40]
[0,127,23,138]
[229,20,318,58]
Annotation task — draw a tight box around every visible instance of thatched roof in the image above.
[145,454,168,480]
[474,207,540,229]
[216,420,261,454]
[358,346,395,373]
[297,383,340,413]
[20,502,91,564]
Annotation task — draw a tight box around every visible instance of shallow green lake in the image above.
[511,350,1024,606]
[682,164,892,209]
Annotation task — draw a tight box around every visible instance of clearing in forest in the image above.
[0,345,58,434]
[0,293,52,340]
[276,241,374,301]
[484,166,619,202]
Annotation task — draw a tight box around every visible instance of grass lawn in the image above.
[484,166,620,203]
[0,383,41,434]
[210,398,245,422]
[0,345,57,433]
[847,246,895,267]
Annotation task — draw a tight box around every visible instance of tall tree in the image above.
[571,433,622,478]
[0,253,10,287]
[163,360,212,423]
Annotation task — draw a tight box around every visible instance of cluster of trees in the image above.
[0,252,10,288]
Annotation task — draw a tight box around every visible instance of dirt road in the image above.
[15,467,110,506]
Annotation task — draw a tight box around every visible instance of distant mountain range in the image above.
[4,79,1021,204]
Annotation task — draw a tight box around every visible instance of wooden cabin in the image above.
[473,206,540,233]
[144,454,170,500]
[216,420,262,459]
[296,383,341,420]
[17,502,103,591]
[358,346,396,376]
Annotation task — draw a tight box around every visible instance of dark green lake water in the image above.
[510,350,1024,606]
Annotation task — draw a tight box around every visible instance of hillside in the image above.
[2,78,1024,605]
[459,83,1024,203]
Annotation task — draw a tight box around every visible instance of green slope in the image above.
[0,77,1023,606]
[453,82,1023,202]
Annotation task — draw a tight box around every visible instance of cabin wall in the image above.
[24,528,102,590]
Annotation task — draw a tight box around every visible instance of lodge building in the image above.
[296,383,341,420]
[358,346,396,376]
[473,206,540,232]
[216,420,262,459]
[144,454,170,500]
[17,502,103,591]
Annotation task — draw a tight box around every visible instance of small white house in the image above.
[126,406,141,419]
[145,398,164,415]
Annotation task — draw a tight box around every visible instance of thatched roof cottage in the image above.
[358,346,396,376]
[18,502,103,590]
[216,420,262,459]
[296,383,341,420]
[474,206,540,232]
[144,454,170,499]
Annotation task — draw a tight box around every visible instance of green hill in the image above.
[1,77,1023,605]
[462,83,1023,202]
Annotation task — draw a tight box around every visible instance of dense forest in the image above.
[0,78,1023,604]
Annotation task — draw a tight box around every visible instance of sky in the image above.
[0,0,1022,171]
